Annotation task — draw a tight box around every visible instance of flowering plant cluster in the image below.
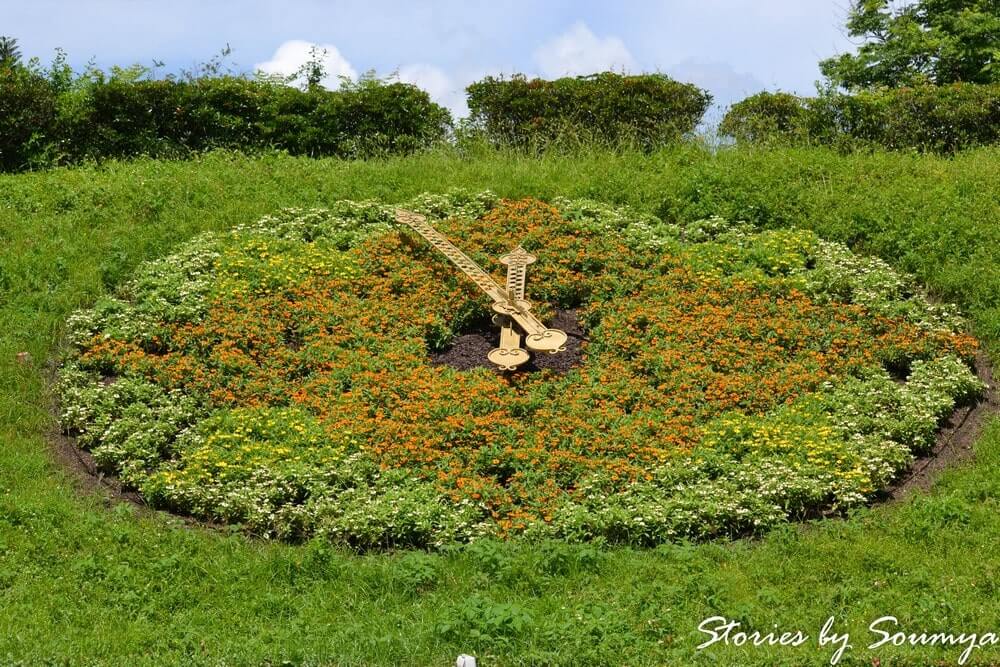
[59,191,983,547]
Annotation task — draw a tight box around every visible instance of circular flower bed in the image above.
[59,191,984,547]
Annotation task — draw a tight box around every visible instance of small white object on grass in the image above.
[456,654,477,667]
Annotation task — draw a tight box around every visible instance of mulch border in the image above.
[883,350,999,500]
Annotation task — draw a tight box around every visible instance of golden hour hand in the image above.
[487,247,534,370]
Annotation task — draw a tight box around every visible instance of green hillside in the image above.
[2,145,999,665]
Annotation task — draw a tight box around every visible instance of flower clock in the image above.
[59,191,984,547]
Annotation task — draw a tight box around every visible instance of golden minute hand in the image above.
[394,209,566,353]
[395,209,509,303]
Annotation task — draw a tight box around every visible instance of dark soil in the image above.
[430,308,587,374]
[42,355,218,529]
[883,350,999,500]
[49,427,147,508]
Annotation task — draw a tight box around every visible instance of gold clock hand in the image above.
[487,319,529,370]
[488,247,535,370]
[500,246,535,298]
[395,209,510,303]
[489,245,576,365]
[491,300,567,353]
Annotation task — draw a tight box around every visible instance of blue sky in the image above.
[3,0,858,118]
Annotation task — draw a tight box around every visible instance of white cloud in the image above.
[533,22,636,78]
[664,60,766,129]
[666,60,764,107]
[256,42,472,116]
[396,63,468,117]
[255,40,357,89]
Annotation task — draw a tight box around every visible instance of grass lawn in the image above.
[2,144,1000,666]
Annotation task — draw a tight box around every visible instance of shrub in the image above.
[838,84,1000,152]
[60,79,191,161]
[0,66,58,170]
[261,77,453,158]
[721,84,1000,152]
[0,73,453,170]
[718,92,809,145]
[465,72,711,150]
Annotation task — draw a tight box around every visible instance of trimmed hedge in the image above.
[0,66,58,171]
[720,84,1000,152]
[717,92,810,145]
[465,72,711,149]
[0,72,452,171]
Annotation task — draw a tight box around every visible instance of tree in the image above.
[821,0,1000,89]
[0,36,21,67]
[304,45,326,90]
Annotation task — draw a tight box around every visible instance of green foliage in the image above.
[0,36,21,67]
[301,45,328,91]
[392,551,441,593]
[820,0,1000,89]
[0,68,452,171]
[0,67,58,171]
[437,595,534,646]
[721,83,1000,152]
[729,1,1000,151]
[260,76,453,158]
[465,72,711,150]
[718,91,810,145]
[828,82,1000,151]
